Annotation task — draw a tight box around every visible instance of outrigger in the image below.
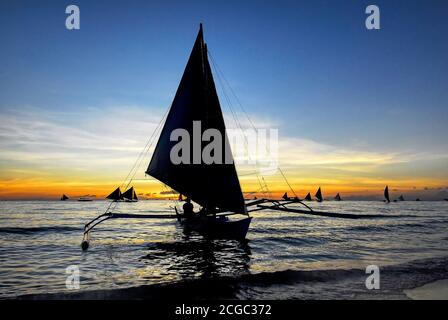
[82,196,393,249]
[81,24,395,250]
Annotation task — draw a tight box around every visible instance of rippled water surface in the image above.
[0,200,447,299]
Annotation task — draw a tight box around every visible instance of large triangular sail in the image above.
[304,192,312,201]
[146,25,245,214]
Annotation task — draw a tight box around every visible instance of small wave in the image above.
[33,208,71,211]
[0,226,80,235]
[17,255,448,300]
[261,235,327,246]
[348,225,391,232]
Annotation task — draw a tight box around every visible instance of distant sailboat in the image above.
[384,186,390,203]
[304,192,312,201]
[334,193,342,201]
[398,195,405,201]
[315,187,323,202]
[78,196,93,202]
[282,192,300,201]
[106,187,122,201]
[122,187,138,202]
[416,198,421,201]
[60,194,69,201]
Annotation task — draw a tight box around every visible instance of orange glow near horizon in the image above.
[1,173,446,201]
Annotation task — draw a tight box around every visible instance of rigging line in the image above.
[208,53,260,169]
[123,112,166,190]
[278,167,297,198]
[126,115,165,188]
[237,171,265,177]
[209,50,297,199]
[209,53,267,196]
[210,53,273,197]
[123,112,166,188]
[98,108,169,218]
[261,176,272,198]
[208,50,257,132]
[209,53,259,170]
[122,108,169,191]
[256,174,268,196]
[209,53,268,197]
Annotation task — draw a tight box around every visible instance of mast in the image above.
[146,24,245,214]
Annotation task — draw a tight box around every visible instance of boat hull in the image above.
[181,215,252,240]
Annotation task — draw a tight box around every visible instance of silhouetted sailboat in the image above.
[122,187,138,202]
[282,192,299,201]
[78,196,93,202]
[334,193,342,201]
[144,24,250,238]
[384,186,390,203]
[106,187,122,201]
[398,195,405,201]
[82,25,396,250]
[304,192,312,201]
[60,194,69,201]
[315,187,323,202]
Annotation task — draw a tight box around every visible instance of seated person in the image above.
[182,198,194,217]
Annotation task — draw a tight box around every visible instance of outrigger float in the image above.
[81,25,393,250]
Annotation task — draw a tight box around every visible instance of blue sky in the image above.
[0,0,447,199]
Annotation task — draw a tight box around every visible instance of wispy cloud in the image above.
[0,106,165,177]
[0,105,447,199]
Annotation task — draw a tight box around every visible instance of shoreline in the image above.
[12,256,448,300]
[404,279,448,300]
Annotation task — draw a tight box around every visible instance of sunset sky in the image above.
[1,0,447,200]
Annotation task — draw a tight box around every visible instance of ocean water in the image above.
[0,200,447,299]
